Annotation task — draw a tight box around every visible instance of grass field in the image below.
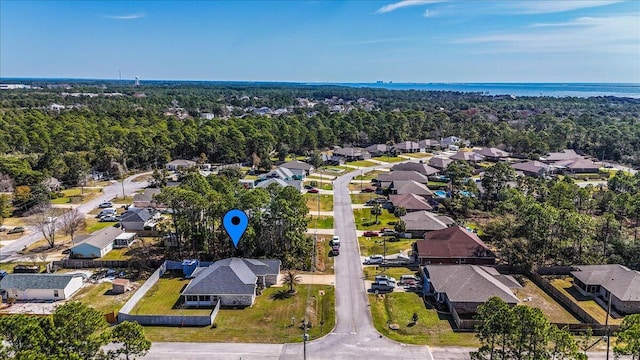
[353,208,398,230]
[143,285,335,343]
[369,292,479,346]
[353,170,387,181]
[362,267,418,282]
[358,236,413,257]
[348,160,379,168]
[51,187,102,205]
[84,218,116,233]
[130,275,212,316]
[349,193,381,204]
[308,216,334,229]
[305,193,333,212]
[372,156,405,163]
[74,280,139,314]
[550,278,623,325]
[400,153,432,158]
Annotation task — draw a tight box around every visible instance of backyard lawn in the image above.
[350,193,381,204]
[400,153,432,159]
[353,170,387,181]
[308,216,334,229]
[74,280,139,314]
[142,285,335,343]
[358,236,413,257]
[130,275,212,316]
[84,218,116,233]
[51,187,102,205]
[305,193,333,212]
[513,278,580,324]
[550,278,623,325]
[369,292,479,347]
[372,156,405,163]
[353,208,398,230]
[348,160,379,168]
[362,267,418,282]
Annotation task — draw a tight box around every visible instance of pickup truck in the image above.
[370,280,395,294]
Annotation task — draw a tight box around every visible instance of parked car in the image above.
[363,231,379,237]
[7,226,25,234]
[398,274,420,285]
[307,188,319,193]
[96,208,117,218]
[375,275,396,285]
[363,254,384,265]
[380,228,396,236]
[0,227,7,232]
[330,236,340,247]
[304,184,314,190]
[332,245,340,256]
[370,280,394,294]
[45,216,57,224]
[99,215,119,222]
[98,201,114,208]
[361,187,376,193]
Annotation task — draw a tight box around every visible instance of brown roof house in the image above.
[421,265,521,316]
[413,226,495,266]
[365,144,393,156]
[391,162,440,176]
[392,141,422,153]
[511,161,551,177]
[473,147,511,162]
[571,264,640,315]
[428,157,453,170]
[543,149,582,162]
[419,139,441,149]
[400,211,452,238]
[389,193,433,212]
[554,158,601,174]
[450,151,485,163]
[377,171,429,184]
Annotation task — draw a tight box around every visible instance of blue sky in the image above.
[1,0,639,82]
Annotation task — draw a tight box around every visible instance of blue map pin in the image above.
[223,209,248,248]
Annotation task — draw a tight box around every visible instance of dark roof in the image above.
[571,264,640,301]
[473,147,510,158]
[333,147,368,157]
[120,208,153,223]
[280,160,314,171]
[73,226,123,250]
[392,141,420,151]
[391,162,440,176]
[0,273,82,290]
[378,171,429,183]
[425,265,520,304]
[428,157,453,170]
[511,161,549,176]
[365,144,390,153]
[563,158,601,171]
[182,258,280,296]
[450,151,485,162]
[391,180,434,197]
[389,193,433,211]
[400,211,449,231]
[133,188,161,203]
[416,226,493,259]
[166,159,196,166]
[419,139,440,147]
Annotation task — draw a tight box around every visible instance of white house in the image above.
[0,273,84,301]
[71,227,123,258]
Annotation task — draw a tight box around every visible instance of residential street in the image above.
[0,173,150,262]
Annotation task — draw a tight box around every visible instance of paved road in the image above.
[0,173,150,262]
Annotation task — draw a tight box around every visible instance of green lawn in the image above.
[318,166,350,175]
[350,193,381,204]
[513,278,580,324]
[305,193,333,211]
[362,267,418,282]
[51,187,102,204]
[304,178,334,191]
[111,195,134,204]
[348,160,378,168]
[99,247,132,260]
[308,216,334,229]
[353,208,399,230]
[353,170,386,181]
[84,218,116,233]
[550,278,623,325]
[369,292,479,346]
[74,280,139,314]
[143,285,335,343]
[401,152,432,158]
[130,275,212,316]
[358,236,414,257]
[428,181,449,189]
[372,156,405,163]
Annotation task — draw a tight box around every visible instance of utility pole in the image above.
[605,290,612,360]
[303,318,308,360]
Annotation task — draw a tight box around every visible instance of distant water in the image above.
[312,82,640,99]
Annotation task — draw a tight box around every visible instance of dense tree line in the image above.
[155,169,311,269]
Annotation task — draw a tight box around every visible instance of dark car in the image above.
[307,188,319,193]
[363,231,379,237]
[304,184,314,190]
[7,226,25,234]
[361,187,376,193]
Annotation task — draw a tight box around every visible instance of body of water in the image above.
[315,82,640,99]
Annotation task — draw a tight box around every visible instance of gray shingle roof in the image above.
[572,264,640,301]
[0,273,82,290]
[389,193,433,211]
[182,258,280,296]
[544,149,581,161]
[473,147,510,158]
[280,160,313,171]
[378,171,429,183]
[73,226,123,249]
[391,162,440,176]
[425,265,520,304]
[401,211,449,231]
[450,151,485,162]
[428,157,453,170]
[392,180,434,197]
[120,208,152,223]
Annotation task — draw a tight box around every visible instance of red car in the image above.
[307,188,319,193]
[363,231,379,237]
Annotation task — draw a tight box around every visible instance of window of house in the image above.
[54,290,59,297]
[199,295,209,302]
[186,295,197,302]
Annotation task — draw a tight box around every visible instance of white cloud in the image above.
[454,15,640,54]
[376,0,447,14]
[104,13,145,20]
[503,0,625,14]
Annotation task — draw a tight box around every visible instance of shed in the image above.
[112,278,131,294]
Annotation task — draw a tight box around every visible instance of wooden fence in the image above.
[51,259,130,269]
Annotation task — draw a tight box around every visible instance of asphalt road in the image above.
[0,173,150,262]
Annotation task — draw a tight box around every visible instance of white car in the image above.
[375,275,396,284]
[364,255,384,265]
[98,201,114,208]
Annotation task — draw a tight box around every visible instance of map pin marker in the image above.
[223,209,248,248]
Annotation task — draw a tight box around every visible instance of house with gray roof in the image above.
[181,258,280,308]
[419,139,441,149]
[542,149,582,162]
[555,158,601,174]
[261,167,296,181]
[422,265,521,315]
[280,160,315,176]
[0,273,84,301]
[450,151,485,163]
[511,161,551,177]
[332,147,371,161]
[70,226,125,258]
[400,211,451,238]
[255,178,302,192]
[571,264,640,314]
[473,147,511,161]
[377,171,429,184]
[119,207,158,232]
[133,188,162,208]
[390,180,434,198]
[165,159,197,171]
[391,162,440,176]
[392,141,421,153]
[365,144,393,156]
[428,157,453,170]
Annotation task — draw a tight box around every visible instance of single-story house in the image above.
[71,227,125,258]
[571,264,640,315]
[400,211,452,238]
[181,258,281,308]
[119,208,158,232]
[510,161,552,177]
[261,167,296,181]
[555,158,601,174]
[422,265,521,315]
[392,141,422,153]
[389,193,433,212]
[428,157,453,170]
[43,177,62,192]
[332,147,371,161]
[450,151,485,163]
[0,273,84,301]
[255,178,303,192]
[419,139,441,150]
[473,147,511,161]
[413,226,495,265]
[391,162,440,176]
[365,144,393,156]
[542,149,582,163]
[377,171,429,184]
[165,159,197,171]
[389,180,434,199]
[441,136,470,148]
[133,188,162,208]
[280,160,315,176]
